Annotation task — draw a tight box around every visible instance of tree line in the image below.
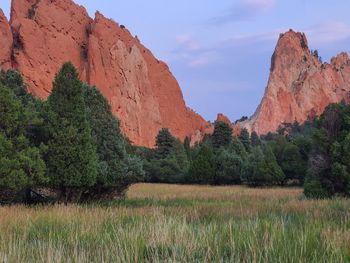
[134,104,350,199]
[1,63,349,203]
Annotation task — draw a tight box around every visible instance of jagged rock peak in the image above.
[243,29,350,135]
[0,0,208,148]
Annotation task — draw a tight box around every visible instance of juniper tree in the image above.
[47,63,97,202]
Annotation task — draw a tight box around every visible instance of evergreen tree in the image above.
[156,128,175,158]
[212,121,233,149]
[260,147,285,185]
[82,85,144,199]
[230,136,248,157]
[46,63,97,202]
[144,129,189,183]
[184,136,192,161]
[0,69,46,147]
[251,131,261,147]
[189,145,215,184]
[0,85,47,202]
[243,146,284,186]
[239,128,251,152]
[280,143,304,184]
[304,103,350,198]
[215,149,243,184]
[242,146,264,186]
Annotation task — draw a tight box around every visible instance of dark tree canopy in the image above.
[239,128,251,152]
[47,62,97,202]
[212,121,233,149]
[156,128,176,158]
[189,145,215,184]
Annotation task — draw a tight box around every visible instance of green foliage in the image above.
[215,149,243,184]
[46,63,97,201]
[143,129,188,183]
[304,103,350,198]
[212,121,232,149]
[0,85,47,197]
[156,128,176,158]
[269,135,307,184]
[304,174,329,199]
[243,146,284,186]
[82,85,143,197]
[280,144,305,183]
[184,136,191,161]
[230,136,248,157]
[0,66,146,203]
[0,85,25,137]
[239,128,251,152]
[189,145,215,184]
[250,131,261,147]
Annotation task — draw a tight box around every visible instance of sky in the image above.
[2,1,350,122]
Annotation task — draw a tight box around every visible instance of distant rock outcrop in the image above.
[216,113,241,136]
[242,30,350,134]
[0,0,209,147]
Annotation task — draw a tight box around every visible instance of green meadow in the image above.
[0,183,349,262]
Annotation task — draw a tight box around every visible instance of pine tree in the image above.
[243,146,284,186]
[242,146,264,186]
[215,149,243,184]
[156,128,175,158]
[47,63,97,202]
[184,136,192,161]
[239,128,251,152]
[251,131,261,147]
[212,121,232,149]
[189,145,215,184]
[147,129,189,183]
[280,143,304,183]
[260,147,285,185]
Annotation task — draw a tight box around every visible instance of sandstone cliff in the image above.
[243,30,350,134]
[0,0,209,147]
[0,9,12,69]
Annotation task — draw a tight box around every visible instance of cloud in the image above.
[243,0,275,10]
[305,21,350,46]
[167,30,281,69]
[175,34,200,51]
[210,0,276,25]
[167,34,219,68]
[187,51,219,68]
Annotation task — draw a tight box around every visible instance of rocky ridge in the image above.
[0,0,209,147]
[242,30,350,134]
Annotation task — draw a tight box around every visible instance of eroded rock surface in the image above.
[243,30,350,134]
[0,0,209,147]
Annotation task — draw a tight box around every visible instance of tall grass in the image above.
[0,184,349,262]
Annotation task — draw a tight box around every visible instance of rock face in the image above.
[0,0,209,147]
[243,30,350,134]
[0,9,12,69]
[216,113,241,136]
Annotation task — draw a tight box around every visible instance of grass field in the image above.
[0,184,349,262]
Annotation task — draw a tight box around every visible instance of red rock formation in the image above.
[10,0,92,98]
[243,30,350,134]
[0,9,12,69]
[0,0,209,147]
[216,113,241,136]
